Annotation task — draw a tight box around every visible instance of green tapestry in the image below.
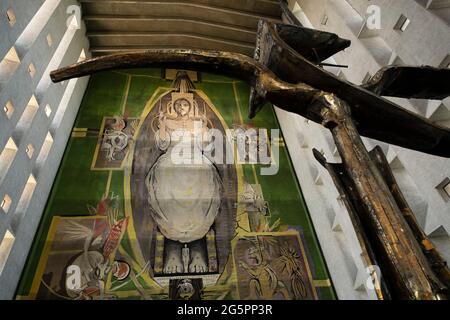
[16,69,335,300]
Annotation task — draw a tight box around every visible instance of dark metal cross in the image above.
[51,20,450,300]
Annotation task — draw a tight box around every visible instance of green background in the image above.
[16,69,335,300]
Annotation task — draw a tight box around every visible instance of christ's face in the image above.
[174,99,191,117]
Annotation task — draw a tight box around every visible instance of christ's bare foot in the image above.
[189,241,208,273]
[164,241,183,274]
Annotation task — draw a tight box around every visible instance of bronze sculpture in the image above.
[50,19,450,299]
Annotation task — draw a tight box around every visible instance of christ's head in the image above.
[174,98,191,117]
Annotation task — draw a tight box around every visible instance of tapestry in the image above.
[16,69,334,300]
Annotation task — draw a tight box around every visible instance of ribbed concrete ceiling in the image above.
[80,0,283,56]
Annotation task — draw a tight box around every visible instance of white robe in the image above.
[146,142,222,243]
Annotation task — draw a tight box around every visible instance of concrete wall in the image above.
[275,0,450,300]
[0,0,90,299]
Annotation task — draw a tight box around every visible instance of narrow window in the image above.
[25,144,34,158]
[4,101,14,118]
[6,8,16,27]
[2,47,20,64]
[1,194,12,213]
[0,47,21,85]
[46,34,53,47]
[15,95,39,135]
[0,230,15,275]
[36,132,54,168]
[15,175,37,218]
[28,63,36,78]
[444,182,450,198]
[437,178,450,202]
[78,49,87,62]
[44,104,52,117]
[394,15,410,32]
[0,138,18,184]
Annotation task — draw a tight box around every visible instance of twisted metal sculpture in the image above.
[51,20,450,299]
